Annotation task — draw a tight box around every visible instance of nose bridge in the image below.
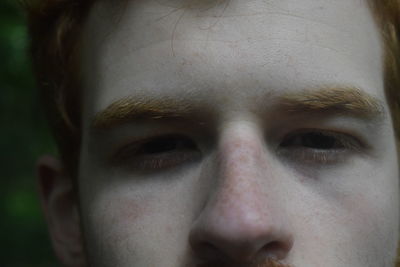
[215,123,268,215]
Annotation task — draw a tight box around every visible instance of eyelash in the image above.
[277,129,363,164]
[113,134,201,171]
[113,130,363,170]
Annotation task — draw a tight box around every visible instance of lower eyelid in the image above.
[277,147,350,165]
[117,150,201,171]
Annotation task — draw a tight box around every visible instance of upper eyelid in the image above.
[281,128,365,143]
[113,134,195,158]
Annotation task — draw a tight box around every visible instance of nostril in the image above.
[262,241,291,260]
[264,241,281,251]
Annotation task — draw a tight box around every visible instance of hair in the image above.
[24,0,91,176]
[370,0,400,142]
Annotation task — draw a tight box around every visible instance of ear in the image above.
[36,155,87,267]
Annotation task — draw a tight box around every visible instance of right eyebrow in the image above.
[91,96,201,129]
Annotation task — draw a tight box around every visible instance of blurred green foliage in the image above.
[1,0,58,266]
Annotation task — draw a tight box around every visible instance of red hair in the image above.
[25,0,94,175]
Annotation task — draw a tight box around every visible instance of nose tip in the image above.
[189,214,293,265]
[188,164,293,265]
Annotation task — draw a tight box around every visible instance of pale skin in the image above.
[37,0,400,266]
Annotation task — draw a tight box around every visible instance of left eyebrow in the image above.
[276,85,385,120]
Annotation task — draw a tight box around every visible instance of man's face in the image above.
[76,0,399,266]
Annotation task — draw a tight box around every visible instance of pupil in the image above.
[302,133,336,149]
[145,138,178,154]
[143,136,194,154]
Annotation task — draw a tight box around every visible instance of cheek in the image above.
[80,177,197,265]
[107,199,149,242]
[290,164,399,265]
[343,192,398,265]
[326,159,399,237]
[330,174,399,264]
[81,190,154,264]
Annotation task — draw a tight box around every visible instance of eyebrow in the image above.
[92,97,199,129]
[277,86,385,118]
[91,85,385,130]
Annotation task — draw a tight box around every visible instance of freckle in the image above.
[111,198,148,225]
[237,154,249,163]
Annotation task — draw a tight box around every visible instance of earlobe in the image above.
[36,155,86,267]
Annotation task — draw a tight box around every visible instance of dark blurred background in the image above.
[1,0,58,266]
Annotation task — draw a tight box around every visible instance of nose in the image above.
[189,124,293,265]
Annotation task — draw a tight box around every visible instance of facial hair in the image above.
[256,258,292,267]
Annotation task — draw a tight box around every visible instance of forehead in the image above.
[80,0,384,123]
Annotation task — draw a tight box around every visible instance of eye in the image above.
[280,132,345,150]
[114,134,200,171]
[136,135,197,155]
[278,130,362,164]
